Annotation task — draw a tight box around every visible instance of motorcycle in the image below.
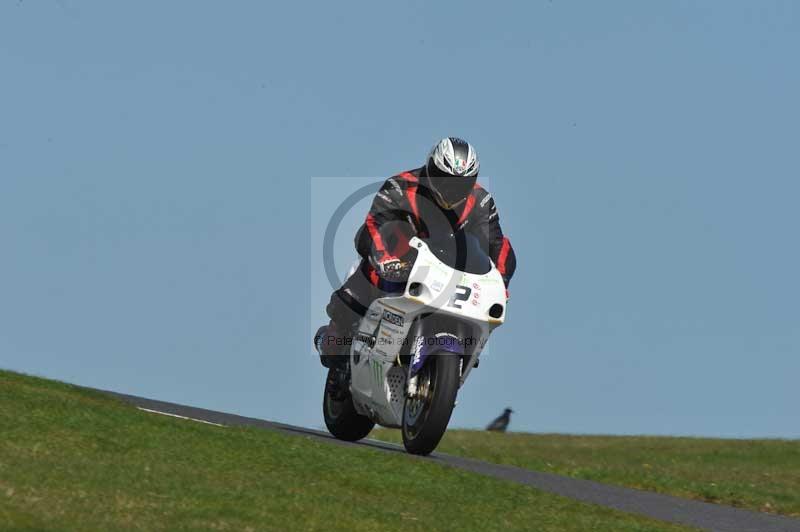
[317,232,508,455]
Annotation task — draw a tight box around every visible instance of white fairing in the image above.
[348,237,506,428]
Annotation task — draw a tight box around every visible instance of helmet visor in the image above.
[428,167,476,207]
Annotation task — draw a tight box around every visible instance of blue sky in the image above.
[2,1,798,437]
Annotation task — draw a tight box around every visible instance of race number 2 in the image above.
[448,285,472,309]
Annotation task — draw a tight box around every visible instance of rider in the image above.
[315,137,516,368]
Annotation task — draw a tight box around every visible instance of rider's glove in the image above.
[376,255,411,282]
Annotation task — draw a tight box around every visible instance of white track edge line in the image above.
[137,407,225,427]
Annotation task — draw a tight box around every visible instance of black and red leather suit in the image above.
[326,167,517,330]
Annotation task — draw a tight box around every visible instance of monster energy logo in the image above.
[371,359,382,383]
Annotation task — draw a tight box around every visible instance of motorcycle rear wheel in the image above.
[322,368,375,441]
[402,353,459,455]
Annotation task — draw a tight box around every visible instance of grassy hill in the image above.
[0,370,696,531]
[373,428,800,517]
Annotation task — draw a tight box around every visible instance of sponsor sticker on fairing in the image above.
[382,309,404,327]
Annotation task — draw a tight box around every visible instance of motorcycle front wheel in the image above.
[402,353,459,455]
[322,368,375,441]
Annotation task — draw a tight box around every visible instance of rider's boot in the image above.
[314,320,352,400]
[313,320,351,370]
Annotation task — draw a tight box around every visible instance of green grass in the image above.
[372,428,800,517]
[0,370,697,531]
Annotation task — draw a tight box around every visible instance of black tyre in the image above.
[323,368,375,441]
[402,353,459,455]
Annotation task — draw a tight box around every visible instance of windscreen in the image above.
[425,232,492,275]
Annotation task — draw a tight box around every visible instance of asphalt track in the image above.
[105,390,800,532]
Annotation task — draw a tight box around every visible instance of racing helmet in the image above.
[424,137,480,209]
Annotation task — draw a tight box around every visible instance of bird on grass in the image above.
[486,408,513,432]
